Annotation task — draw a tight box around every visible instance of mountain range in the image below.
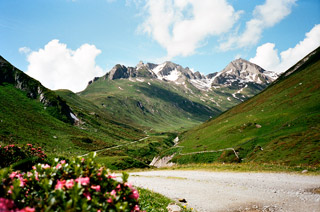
[81,58,277,131]
[2,47,318,169]
[170,46,320,166]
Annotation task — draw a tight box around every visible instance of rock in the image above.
[178,198,187,203]
[167,203,181,212]
[301,170,308,174]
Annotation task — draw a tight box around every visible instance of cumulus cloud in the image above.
[220,0,296,51]
[140,0,241,59]
[250,24,320,73]
[25,39,104,92]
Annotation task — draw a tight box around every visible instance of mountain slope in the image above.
[0,56,144,158]
[174,47,320,165]
[81,59,277,132]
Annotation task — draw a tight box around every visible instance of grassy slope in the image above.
[0,84,144,158]
[80,78,224,132]
[176,48,320,166]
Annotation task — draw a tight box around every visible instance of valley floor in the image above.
[128,170,320,212]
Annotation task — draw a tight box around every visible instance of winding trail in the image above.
[79,136,149,157]
[129,170,320,212]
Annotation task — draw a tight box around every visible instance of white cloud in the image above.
[250,24,320,73]
[220,0,296,51]
[25,39,105,92]
[249,43,280,71]
[19,47,31,54]
[140,0,241,59]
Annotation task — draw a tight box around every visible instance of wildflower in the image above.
[0,198,15,210]
[65,179,75,189]
[124,182,132,189]
[9,172,17,179]
[116,184,121,189]
[27,144,32,147]
[42,164,51,169]
[107,198,112,203]
[19,178,27,187]
[21,207,35,212]
[55,180,66,190]
[110,190,117,196]
[56,164,62,169]
[108,173,116,179]
[75,177,90,186]
[60,160,66,164]
[130,189,139,200]
[83,191,91,201]
[91,185,101,192]
[134,205,140,211]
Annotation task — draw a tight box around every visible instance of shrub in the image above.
[0,153,144,211]
[0,144,47,170]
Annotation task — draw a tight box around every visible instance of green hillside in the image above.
[0,57,145,160]
[173,47,320,166]
[80,78,221,132]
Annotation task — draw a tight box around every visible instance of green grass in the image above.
[0,84,144,160]
[80,78,218,132]
[176,47,320,166]
[139,188,193,212]
[156,162,320,174]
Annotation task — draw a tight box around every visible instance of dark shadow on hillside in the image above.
[136,84,221,118]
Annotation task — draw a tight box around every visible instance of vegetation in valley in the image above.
[174,47,320,166]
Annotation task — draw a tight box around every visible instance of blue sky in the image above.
[1,0,319,92]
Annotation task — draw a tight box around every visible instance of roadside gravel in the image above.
[128,170,320,212]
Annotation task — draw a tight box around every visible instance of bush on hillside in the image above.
[0,154,143,211]
[0,144,47,170]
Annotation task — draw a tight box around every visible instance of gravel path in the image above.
[128,170,320,212]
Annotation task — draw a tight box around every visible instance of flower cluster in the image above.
[0,144,47,169]
[0,154,143,211]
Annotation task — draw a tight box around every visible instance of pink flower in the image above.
[75,177,90,186]
[9,172,17,179]
[97,210,101,212]
[27,144,32,147]
[107,198,112,203]
[116,184,121,189]
[110,190,117,196]
[42,164,51,169]
[83,192,91,201]
[134,205,140,211]
[81,158,85,162]
[0,198,15,210]
[34,172,39,181]
[108,173,116,179]
[20,207,35,212]
[19,178,27,187]
[60,160,66,164]
[56,164,62,169]
[65,179,75,189]
[55,180,66,190]
[124,182,132,189]
[91,185,101,192]
[130,189,139,200]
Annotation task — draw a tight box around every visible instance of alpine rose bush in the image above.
[0,153,143,211]
[0,143,47,169]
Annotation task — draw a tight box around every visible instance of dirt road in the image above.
[128,170,320,212]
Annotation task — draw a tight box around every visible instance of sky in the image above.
[1,0,319,92]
